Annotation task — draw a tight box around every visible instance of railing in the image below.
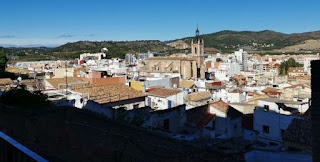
[0,131,47,162]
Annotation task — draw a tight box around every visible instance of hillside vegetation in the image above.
[172,30,320,51]
[51,40,174,59]
[1,30,320,61]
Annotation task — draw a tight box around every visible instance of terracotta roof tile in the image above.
[0,78,13,85]
[147,88,182,98]
[210,100,229,114]
[179,80,194,89]
[284,84,310,89]
[73,84,146,104]
[188,92,211,101]
[210,100,243,117]
[262,87,281,93]
[46,77,88,89]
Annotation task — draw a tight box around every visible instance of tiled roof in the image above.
[205,82,223,89]
[262,87,281,93]
[262,87,280,92]
[0,78,13,85]
[210,100,229,114]
[283,118,312,146]
[46,77,88,89]
[284,84,310,89]
[147,88,182,98]
[188,92,211,101]
[210,100,243,117]
[73,84,146,104]
[82,77,125,87]
[179,80,194,89]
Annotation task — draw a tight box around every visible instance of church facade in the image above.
[139,27,206,79]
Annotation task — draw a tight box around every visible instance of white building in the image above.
[125,53,137,65]
[303,56,318,74]
[253,98,304,147]
[146,88,185,110]
[234,49,248,71]
[210,100,243,139]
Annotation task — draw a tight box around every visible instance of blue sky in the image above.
[0,0,319,47]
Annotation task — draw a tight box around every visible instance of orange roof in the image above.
[73,84,146,104]
[147,88,182,98]
[284,84,310,89]
[262,87,281,93]
[0,78,13,85]
[82,77,126,87]
[210,100,229,114]
[179,80,194,89]
[210,100,243,117]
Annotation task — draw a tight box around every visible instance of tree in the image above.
[279,58,302,75]
[287,58,296,67]
[0,85,51,109]
[0,51,8,71]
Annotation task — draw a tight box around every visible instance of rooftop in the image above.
[0,78,13,85]
[73,84,146,104]
[147,88,182,98]
[259,98,304,105]
[293,94,311,99]
[210,100,243,117]
[262,87,281,93]
[284,84,311,89]
[45,77,88,89]
[188,92,211,102]
[179,80,194,89]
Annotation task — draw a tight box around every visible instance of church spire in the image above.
[195,25,200,41]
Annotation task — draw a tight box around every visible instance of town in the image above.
[0,27,315,161]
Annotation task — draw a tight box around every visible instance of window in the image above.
[133,104,139,109]
[264,105,269,111]
[263,125,269,134]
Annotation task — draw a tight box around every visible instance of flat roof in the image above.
[259,98,304,105]
[293,94,311,99]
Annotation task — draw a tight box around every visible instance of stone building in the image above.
[140,57,198,79]
[191,27,204,66]
[139,27,206,79]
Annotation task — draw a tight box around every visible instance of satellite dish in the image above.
[17,77,22,82]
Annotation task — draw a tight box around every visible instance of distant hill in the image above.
[2,30,320,61]
[49,40,177,59]
[170,30,320,51]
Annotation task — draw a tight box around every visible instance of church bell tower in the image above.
[191,26,204,68]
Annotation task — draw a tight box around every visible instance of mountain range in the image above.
[1,30,320,60]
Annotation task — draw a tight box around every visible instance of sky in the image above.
[0,0,319,47]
